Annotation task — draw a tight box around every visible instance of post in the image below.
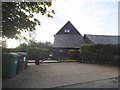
[35,47,39,65]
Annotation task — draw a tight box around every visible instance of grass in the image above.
[64,59,76,62]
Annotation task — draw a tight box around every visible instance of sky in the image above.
[7,0,119,48]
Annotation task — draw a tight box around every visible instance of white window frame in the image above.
[64,29,70,33]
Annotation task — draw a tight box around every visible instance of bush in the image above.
[80,44,119,66]
[2,42,53,60]
[27,48,51,60]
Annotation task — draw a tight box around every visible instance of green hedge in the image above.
[80,44,119,65]
[3,47,51,60]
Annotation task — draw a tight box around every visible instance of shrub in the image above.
[80,44,119,66]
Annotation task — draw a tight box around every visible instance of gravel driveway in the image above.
[2,62,118,88]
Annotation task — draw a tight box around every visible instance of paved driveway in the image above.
[2,62,118,88]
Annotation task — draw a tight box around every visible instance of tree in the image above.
[15,41,53,60]
[1,39,7,48]
[2,2,55,39]
[26,30,37,45]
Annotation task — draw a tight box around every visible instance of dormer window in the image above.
[64,29,70,33]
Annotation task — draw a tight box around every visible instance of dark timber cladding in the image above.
[55,21,80,35]
[53,21,85,60]
[53,21,85,48]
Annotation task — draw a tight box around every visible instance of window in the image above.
[60,50,63,52]
[64,29,70,33]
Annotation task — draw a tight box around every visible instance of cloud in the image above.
[7,0,118,48]
[34,0,118,42]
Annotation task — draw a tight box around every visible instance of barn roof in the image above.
[53,34,85,48]
[84,34,120,44]
[55,21,80,35]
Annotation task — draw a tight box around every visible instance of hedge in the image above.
[2,47,50,60]
[80,44,119,65]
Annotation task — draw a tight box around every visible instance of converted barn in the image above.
[53,21,120,60]
[53,21,85,60]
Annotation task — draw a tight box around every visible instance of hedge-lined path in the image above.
[3,62,118,88]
